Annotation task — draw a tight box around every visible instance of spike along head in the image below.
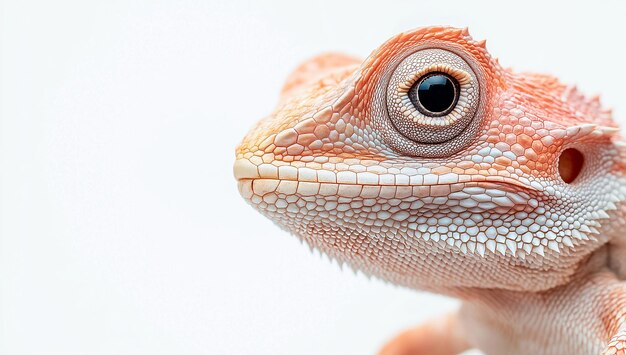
[234,27,626,293]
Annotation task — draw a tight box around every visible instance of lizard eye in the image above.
[377,48,484,157]
[410,72,460,116]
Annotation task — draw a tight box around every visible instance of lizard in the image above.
[233,26,626,355]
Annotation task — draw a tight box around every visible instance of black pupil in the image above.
[416,73,458,114]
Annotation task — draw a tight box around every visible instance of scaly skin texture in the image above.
[233,27,626,354]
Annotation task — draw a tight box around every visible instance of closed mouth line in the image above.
[237,176,538,191]
[234,161,539,194]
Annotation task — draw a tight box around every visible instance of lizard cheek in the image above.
[558,148,585,184]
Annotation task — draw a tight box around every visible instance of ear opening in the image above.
[558,148,585,184]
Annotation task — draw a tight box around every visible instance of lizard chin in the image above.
[236,176,564,292]
[235,165,582,291]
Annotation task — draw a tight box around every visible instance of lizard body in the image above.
[234,27,626,354]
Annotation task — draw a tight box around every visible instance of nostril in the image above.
[558,148,585,184]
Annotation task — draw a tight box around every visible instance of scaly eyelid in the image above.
[397,64,472,92]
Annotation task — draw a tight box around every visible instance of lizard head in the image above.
[234,27,626,292]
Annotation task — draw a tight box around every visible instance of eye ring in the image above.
[409,72,460,117]
[370,46,486,158]
[385,49,480,146]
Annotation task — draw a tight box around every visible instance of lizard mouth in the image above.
[234,158,540,203]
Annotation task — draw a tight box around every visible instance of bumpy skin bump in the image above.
[234,27,626,354]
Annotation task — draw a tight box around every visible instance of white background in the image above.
[1,1,625,354]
